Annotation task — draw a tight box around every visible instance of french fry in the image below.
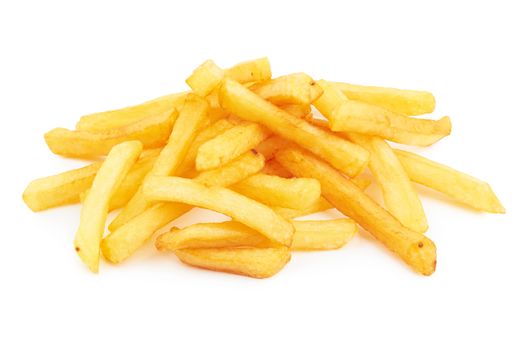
[273,197,334,219]
[45,109,176,158]
[348,133,428,233]
[279,104,312,119]
[249,73,323,105]
[275,147,436,276]
[186,60,225,97]
[142,176,294,246]
[395,150,505,213]
[254,136,292,160]
[219,78,369,177]
[262,159,293,178]
[333,81,435,116]
[75,93,187,132]
[101,151,265,263]
[225,57,272,83]
[74,141,142,272]
[108,94,209,230]
[174,246,290,279]
[156,219,356,251]
[314,80,390,133]
[195,122,270,171]
[232,173,321,209]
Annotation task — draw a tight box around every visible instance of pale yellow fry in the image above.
[333,81,435,116]
[249,73,323,105]
[74,141,142,272]
[348,133,428,233]
[232,173,321,210]
[315,80,390,134]
[174,246,290,279]
[45,109,176,158]
[273,197,334,219]
[76,93,187,132]
[218,78,369,177]
[101,151,265,263]
[186,60,225,97]
[156,219,356,251]
[225,57,272,83]
[276,146,436,276]
[143,176,294,246]
[279,104,312,119]
[196,122,270,171]
[395,150,505,213]
[108,94,209,231]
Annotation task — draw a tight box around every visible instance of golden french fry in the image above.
[348,133,428,233]
[75,93,187,132]
[143,176,294,246]
[232,173,321,210]
[219,78,369,177]
[74,141,142,272]
[262,159,293,178]
[395,150,505,213]
[250,73,323,105]
[109,94,209,231]
[174,246,290,279]
[156,219,356,251]
[225,57,272,83]
[195,122,270,171]
[186,60,225,97]
[254,136,293,160]
[279,104,312,119]
[101,151,265,263]
[333,81,435,116]
[314,80,390,133]
[275,147,436,276]
[273,197,334,219]
[45,109,176,158]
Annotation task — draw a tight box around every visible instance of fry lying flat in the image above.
[142,176,294,246]
[276,147,436,276]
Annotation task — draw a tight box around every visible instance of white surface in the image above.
[1,1,524,349]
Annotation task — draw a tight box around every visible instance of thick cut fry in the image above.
[74,141,142,272]
[196,122,270,171]
[219,79,369,177]
[276,147,436,276]
[45,109,176,158]
[186,60,225,97]
[395,150,505,213]
[250,73,323,105]
[156,219,356,251]
[279,104,312,119]
[76,93,187,132]
[232,173,321,209]
[101,151,265,263]
[333,82,435,116]
[315,80,390,133]
[143,176,294,246]
[109,95,209,230]
[225,57,272,83]
[348,134,428,233]
[174,246,290,279]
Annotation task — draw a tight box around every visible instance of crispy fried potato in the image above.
[333,81,435,116]
[232,173,321,210]
[109,95,209,230]
[174,246,290,279]
[75,93,187,132]
[143,176,294,246]
[225,57,272,83]
[395,150,505,213]
[45,109,176,158]
[348,133,428,233]
[250,73,323,105]
[254,136,293,160]
[279,104,312,119]
[157,219,356,251]
[186,60,225,97]
[101,151,265,263]
[262,159,293,178]
[219,79,369,177]
[273,197,334,219]
[315,80,390,133]
[195,122,270,171]
[74,141,142,272]
[276,147,436,276]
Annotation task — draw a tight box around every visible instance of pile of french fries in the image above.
[23,57,505,278]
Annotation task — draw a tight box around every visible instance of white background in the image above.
[1,1,524,349]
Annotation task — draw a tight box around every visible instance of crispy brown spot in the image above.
[250,149,257,155]
[418,242,424,248]
[75,247,80,252]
